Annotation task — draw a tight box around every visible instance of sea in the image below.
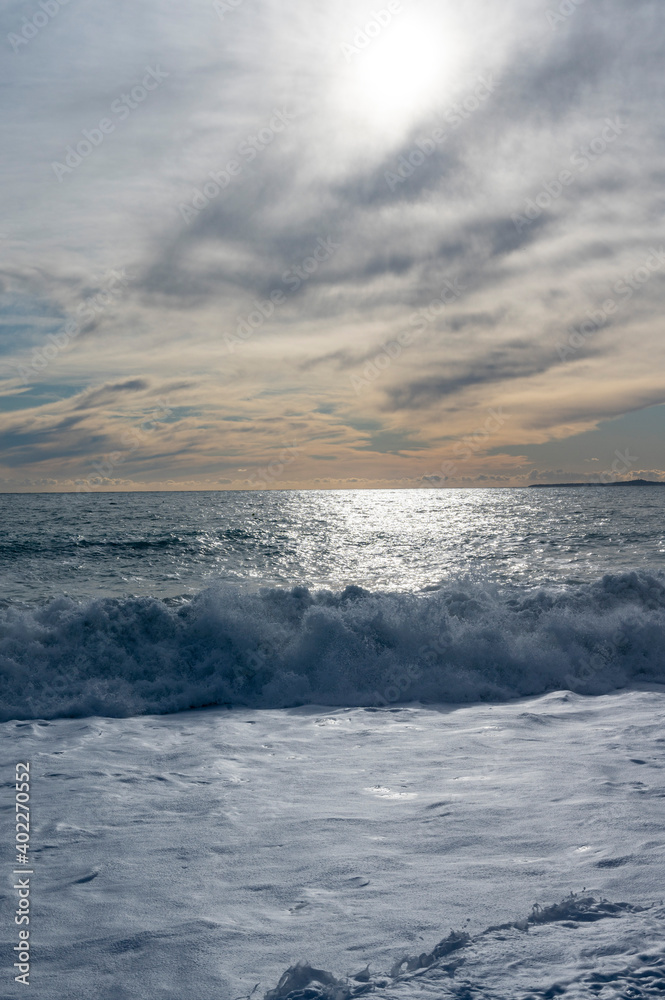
[2,487,665,999]
[1,486,664,720]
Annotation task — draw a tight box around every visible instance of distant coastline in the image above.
[529,479,664,488]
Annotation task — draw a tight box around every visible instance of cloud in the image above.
[74,379,151,410]
[383,343,567,410]
[1,0,663,488]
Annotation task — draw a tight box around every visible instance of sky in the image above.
[0,0,664,492]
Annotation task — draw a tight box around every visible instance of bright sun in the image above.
[338,10,460,144]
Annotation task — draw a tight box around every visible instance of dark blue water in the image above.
[1,488,664,720]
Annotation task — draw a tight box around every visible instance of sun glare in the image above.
[339,11,459,143]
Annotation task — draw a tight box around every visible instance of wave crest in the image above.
[262,895,661,1000]
[1,572,664,720]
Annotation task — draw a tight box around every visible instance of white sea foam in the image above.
[1,571,664,720]
[4,691,664,998]
[263,896,665,999]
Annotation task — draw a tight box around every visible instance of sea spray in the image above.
[1,572,664,720]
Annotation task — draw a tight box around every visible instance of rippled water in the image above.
[1,487,664,604]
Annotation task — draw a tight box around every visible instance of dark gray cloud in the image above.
[74,380,151,410]
[383,343,578,411]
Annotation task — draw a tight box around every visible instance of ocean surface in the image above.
[1,487,664,720]
[2,488,665,999]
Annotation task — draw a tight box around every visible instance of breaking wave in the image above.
[261,894,665,999]
[1,571,665,721]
